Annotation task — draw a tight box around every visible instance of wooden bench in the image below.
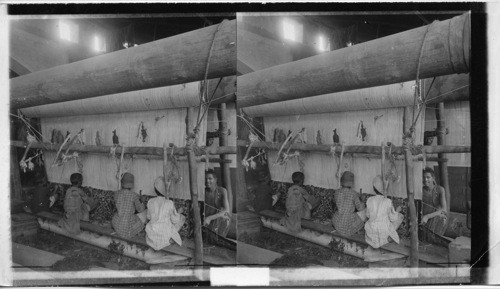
[35,211,235,265]
[257,210,449,266]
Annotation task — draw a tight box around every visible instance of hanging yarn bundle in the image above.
[137,121,148,143]
[165,144,183,195]
[52,129,85,170]
[274,128,305,166]
[242,132,259,171]
[385,142,400,183]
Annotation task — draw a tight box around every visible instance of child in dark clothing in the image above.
[280,172,317,232]
[252,172,274,212]
[58,173,96,235]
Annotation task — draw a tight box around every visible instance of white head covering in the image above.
[154,176,166,196]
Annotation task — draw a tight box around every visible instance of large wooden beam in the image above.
[242,74,469,117]
[425,73,469,104]
[11,20,236,109]
[20,76,236,118]
[237,13,470,108]
[237,140,470,155]
[11,140,237,156]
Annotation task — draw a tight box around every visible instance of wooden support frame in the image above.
[217,102,233,211]
[403,107,419,267]
[185,107,204,265]
[237,140,470,155]
[11,140,236,158]
[436,103,451,213]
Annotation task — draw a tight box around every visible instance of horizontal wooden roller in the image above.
[11,20,236,109]
[237,13,470,108]
[20,76,236,118]
[242,74,469,117]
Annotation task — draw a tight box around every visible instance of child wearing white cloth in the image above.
[145,176,186,250]
[364,175,404,248]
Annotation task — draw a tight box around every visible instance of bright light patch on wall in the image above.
[283,19,296,41]
[317,35,330,52]
[93,35,101,51]
[318,35,325,51]
[59,21,71,41]
[93,35,106,52]
[59,20,78,43]
[283,19,303,43]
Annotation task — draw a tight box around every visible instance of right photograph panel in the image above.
[235,11,471,282]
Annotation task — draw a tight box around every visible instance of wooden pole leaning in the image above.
[403,107,419,268]
[186,107,203,265]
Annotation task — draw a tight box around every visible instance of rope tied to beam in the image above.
[195,19,229,133]
[411,20,438,132]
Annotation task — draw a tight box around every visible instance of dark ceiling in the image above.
[89,16,234,46]
[90,12,463,46]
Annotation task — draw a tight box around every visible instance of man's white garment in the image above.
[364,195,403,248]
[146,197,185,250]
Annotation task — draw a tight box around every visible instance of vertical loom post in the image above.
[403,107,419,267]
[435,103,450,212]
[186,107,203,265]
[117,145,125,190]
[381,142,386,195]
[163,143,169,197]
[217,103,233,212]
[10,146,23,199]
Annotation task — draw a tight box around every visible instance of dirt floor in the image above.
[239,227,368,268]
[14,229,150,271]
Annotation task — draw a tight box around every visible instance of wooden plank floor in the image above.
[257,210,449,265]
[12,242,65,268]
[236,241,283,265]
[35,211,235,265]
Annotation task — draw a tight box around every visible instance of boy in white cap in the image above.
[145,176,186,250]
[364,175,403,248]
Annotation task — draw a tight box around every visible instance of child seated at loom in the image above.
[58,173,97,235]
[364,175,403,248]
[331,171,366,237]
[280,171,318,232]
[112,172,148,239]
[145,176,186,250]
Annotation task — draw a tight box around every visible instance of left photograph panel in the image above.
[8,13,236,285]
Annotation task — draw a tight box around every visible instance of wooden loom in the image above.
[11,20,237,266]
[236,13,470,268]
